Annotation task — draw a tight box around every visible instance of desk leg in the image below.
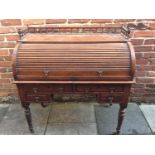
[22,103,34,133]
[116,103,127,134]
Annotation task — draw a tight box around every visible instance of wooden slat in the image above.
[20,43,128,50]
[19,49,128,52]
[16,69,130,76]
[15,35,133,81]
[18,61,130,64]
[17,66,131,71]
[18,51,129,56]
[17,56,130,59]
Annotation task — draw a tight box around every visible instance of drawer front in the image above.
[23,84,72,93]
[48,85,72,92]
[25,94,50,102]
[76,84,124,93]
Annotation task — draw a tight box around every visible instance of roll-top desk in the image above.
[12,26,136,134]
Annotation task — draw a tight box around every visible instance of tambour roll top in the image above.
[13,27,135,82]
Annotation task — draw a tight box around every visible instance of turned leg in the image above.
[116,104,128,134]
[22,103,34,133]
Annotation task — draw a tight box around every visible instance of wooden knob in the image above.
[108,96,113,104]
[33,88,38,93]
[43,70,49,78]
[97,71,103,77]
[109,88,115,93]
[85,88,90,92]
[35,96,40,102]
[58,87,64,92]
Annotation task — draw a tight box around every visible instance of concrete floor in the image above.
[0,102,154,135]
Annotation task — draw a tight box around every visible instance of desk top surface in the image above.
[22,33,126,43]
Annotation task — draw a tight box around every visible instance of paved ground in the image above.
[0,102,154,135]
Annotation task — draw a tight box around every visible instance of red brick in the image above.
[147,71,155,77]
[0,61,12,67]
[1,19,21,26]
[146,84,155,88]
[150,59,155,64]
[0,79,11,83]
[131,39,144,45]
[137,65,155,71]
[144,53,155,58]
[0,27,16,34]
[91,19,113,23]
[133,88,145,93]
[23,19,45,25]
[132,83,145,88]
[144,39,155,45]
[6,35,19,41]
[5,56,12,61]
[0,57,4,61]
[0,49,9,56]
[1,84,12,89]
[5,67,12,72]
[136,58,148,65]
[145,88,155,93]
[1,73,13,78]
[0,91,10,97]
[103,23,123,27]
[135,71,146,76]
[0,42,16,48]
[46,19,66,24]
[114,19,136,22]
[149,23,155,29]
[0,67,11,73]
[134,45,154,52]
[0,35,4,41]
[82,27,98,33]
[137,19,155,22]
[135,53,143,59]
[134,30,155,37]
[136,77,154,84]
[68,19,90,24]
[9,92,18,97]
[9,49,14,55]
[0,56,12,61]
[0,68,7,73]
[131,93,145,98]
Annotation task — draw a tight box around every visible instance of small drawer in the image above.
[24,84,72,93]
[107,86,124,93]
[76,85,104,92]
[48,85,72,93]
[25,94,50,102]
[76,85,124,93]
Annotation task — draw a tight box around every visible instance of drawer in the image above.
[25,94,50,102]
[24,84,72,93]
[76,85,124,93]
[97,94,123,103]
[48,85,72,92]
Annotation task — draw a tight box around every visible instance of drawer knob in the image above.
[33,88,38,93]
[43,70,49,78]
[35,96,40,102]
[85,88,90,92]
[108,96,113,105]
[58,87,64,92]
[97,71,103,77]
[109,88,115,92]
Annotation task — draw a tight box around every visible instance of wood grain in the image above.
[12,26,136,134]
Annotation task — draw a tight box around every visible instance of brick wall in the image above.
[0,19,155,103]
